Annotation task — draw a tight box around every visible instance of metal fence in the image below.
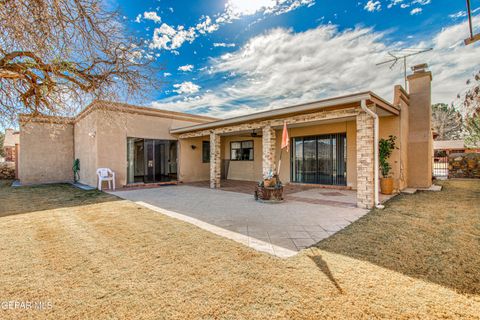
[433,156,449,178]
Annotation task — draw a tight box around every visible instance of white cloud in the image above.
[178,64,194,72]
[149,23,196,50]
[412,0,430,5]
[163,72,172,77]
[388,0,431,10]
[143,11,161,23]
[449,11,467,19]
[173,81,201,94]
[388,0,403,9]
[135,14,142,23]
[364,1,382,12]
[410,7,422,15]
[213,42,236,48]
[147,0,315,52]
[151,17,480,118]
[225,0,277,16]
[449,7,480,20]
[196,16,219,34]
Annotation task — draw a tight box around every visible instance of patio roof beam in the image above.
[177,107,360,139]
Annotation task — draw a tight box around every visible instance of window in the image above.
[231,140,254,161]
[202,141,210,163]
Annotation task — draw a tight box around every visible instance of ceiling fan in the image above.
[250,129,262,137]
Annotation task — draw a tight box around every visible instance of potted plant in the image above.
[379,135,397,195]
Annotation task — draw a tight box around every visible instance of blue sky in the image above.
[116,0,479,118]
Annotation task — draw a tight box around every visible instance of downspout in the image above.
[360,100,384,209]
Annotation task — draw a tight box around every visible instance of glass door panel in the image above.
[303,137,317,183]
[293,138,303,182]
[127,138,178,184]
[168,141,178,179]
[291,133,347,186]
[144,139,155,183]
[317,137,332,185]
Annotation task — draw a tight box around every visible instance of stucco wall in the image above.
[379,115,402,191]
[407,72,433,188]
[178,136,210,182]
[19,121,74,184]
[222,136,263,181]
[74,111,98,186]
[80,110,206,187]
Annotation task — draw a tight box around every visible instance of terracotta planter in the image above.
[380,177,394,195]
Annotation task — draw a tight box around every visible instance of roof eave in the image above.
[170,92,397,134]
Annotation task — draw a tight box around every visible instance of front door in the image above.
[291,133,347,186]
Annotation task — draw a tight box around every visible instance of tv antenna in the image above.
[376,48,433,89]
[465,0,480,45]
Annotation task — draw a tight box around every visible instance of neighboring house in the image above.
[433,139,480,156]
[18,65,434,209]
[3,128,20,163]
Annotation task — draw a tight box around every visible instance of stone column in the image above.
[262,125,276,178]
[356,111,375,209]
[210,132,221,189]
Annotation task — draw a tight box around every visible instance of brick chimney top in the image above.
[411,63,429,73]
[407,63,432,81]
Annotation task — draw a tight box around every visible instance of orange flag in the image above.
[281,121,289,152]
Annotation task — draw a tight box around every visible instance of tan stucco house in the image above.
[18,66,434,209]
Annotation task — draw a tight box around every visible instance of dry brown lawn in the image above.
[0,179,479,319]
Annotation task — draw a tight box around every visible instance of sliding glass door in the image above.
[127,138,177,184]
[291,133,347,186]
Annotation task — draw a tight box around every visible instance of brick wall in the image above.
[356,111,375,209]
[262,126,276,178]
[210,132,221,188]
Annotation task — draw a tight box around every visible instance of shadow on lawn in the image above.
[315,180,480,296]
[0,180,119,217]
[309,255,344,294]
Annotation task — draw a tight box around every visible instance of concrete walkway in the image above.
[110,185,369,257]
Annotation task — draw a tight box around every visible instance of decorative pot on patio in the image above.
[254,185,284,202]
[380,177,394,195]
[254,173,284,203]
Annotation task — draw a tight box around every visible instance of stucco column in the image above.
[356,111,375,209]
[262,125,276,178]
[210,132,221,189]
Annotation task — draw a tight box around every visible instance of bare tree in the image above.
[459,71,480,146]
[431,103,463,140]
[462,71,480,114]
[0,0,157,125]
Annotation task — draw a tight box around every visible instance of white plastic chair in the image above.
[96,168,116,191]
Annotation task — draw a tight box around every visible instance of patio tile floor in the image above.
[110,183,372,257]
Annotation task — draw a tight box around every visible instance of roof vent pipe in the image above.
[360,100,384,209]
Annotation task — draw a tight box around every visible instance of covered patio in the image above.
[173,92,401,209]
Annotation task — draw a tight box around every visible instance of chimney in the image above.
[406,63,433,188]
